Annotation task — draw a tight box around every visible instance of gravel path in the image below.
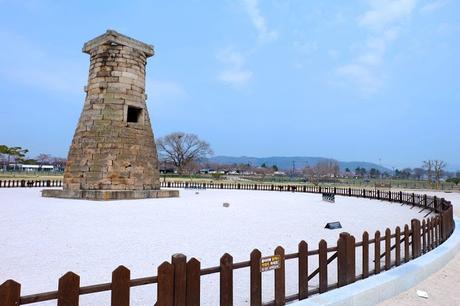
[379,191,460,306]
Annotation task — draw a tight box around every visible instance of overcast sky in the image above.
[0,0,458,170]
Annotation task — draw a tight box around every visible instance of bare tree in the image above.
[36,153,52,166]
[413,168,425,180]
[254,166,272,180]
[50,157,67,171]
[433,160,446,188]
[423,160,433,183]
[315,159,340,178]
[302,165,317,185]
[183,160,201,176]
[302,159,339,183]
[156,132,213,174]
[401,168,412,180]
[423,160,446,188]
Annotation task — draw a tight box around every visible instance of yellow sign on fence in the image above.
[260,255,281,272]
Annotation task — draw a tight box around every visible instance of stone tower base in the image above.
[42,189,179,201]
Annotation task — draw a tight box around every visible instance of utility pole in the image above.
[291,160,296,179]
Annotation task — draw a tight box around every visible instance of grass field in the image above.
[0,172,63,180]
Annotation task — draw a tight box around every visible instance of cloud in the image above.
[216,48,252,88]
[214,1,274,89]
[359,0,416,30]
[336,64,383,94]
[293,41,318,56]
[217,70,252,87]
[328,49,341,60]
[291,40,319,68]
[335,1,416,95]
[242,0,278,42]
[421,0,449,12]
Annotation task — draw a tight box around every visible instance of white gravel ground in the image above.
[0,188,427,305]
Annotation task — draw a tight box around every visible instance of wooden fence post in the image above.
[347,234,356,284]
[157,262,174,306]
[438,216,442,244]
[438,214,444,244]
[435,217,439,247]
[441,210,446,242]
[385,228,391,270]
[395,226,401,266]
[0,280,21,306]
[374,231,381,274]
[274,246,285,306]
[427,218,432,251]
[337,233,347,288]
[111,266,130,306]
[318,240,328,293]
[298,241,308,300]
[422,219,427,253]
[338,233,355,287]
[186,258,201,306]
[58,272,80,306]
[172,254,187,306]
[362,232,369,279]
[220,253,233,306]
[411,219,421,258]
[404,225,410,262]
[250,249,262,306]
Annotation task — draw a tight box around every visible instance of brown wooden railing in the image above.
[0,181,455,306]
[0,179,62,188]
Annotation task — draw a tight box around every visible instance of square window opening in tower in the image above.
[127,106,143,123]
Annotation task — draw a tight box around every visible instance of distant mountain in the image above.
[206,156,391,173]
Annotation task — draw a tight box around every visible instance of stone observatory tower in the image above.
[43,30,178,200]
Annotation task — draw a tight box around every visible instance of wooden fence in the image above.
[0,180,62,188]
[0,181,455,306]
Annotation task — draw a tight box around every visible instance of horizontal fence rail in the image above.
[2,178,459,191]
[0,181,455,306]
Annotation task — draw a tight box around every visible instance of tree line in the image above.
[0,145,66,171]
[2,133,458,186]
